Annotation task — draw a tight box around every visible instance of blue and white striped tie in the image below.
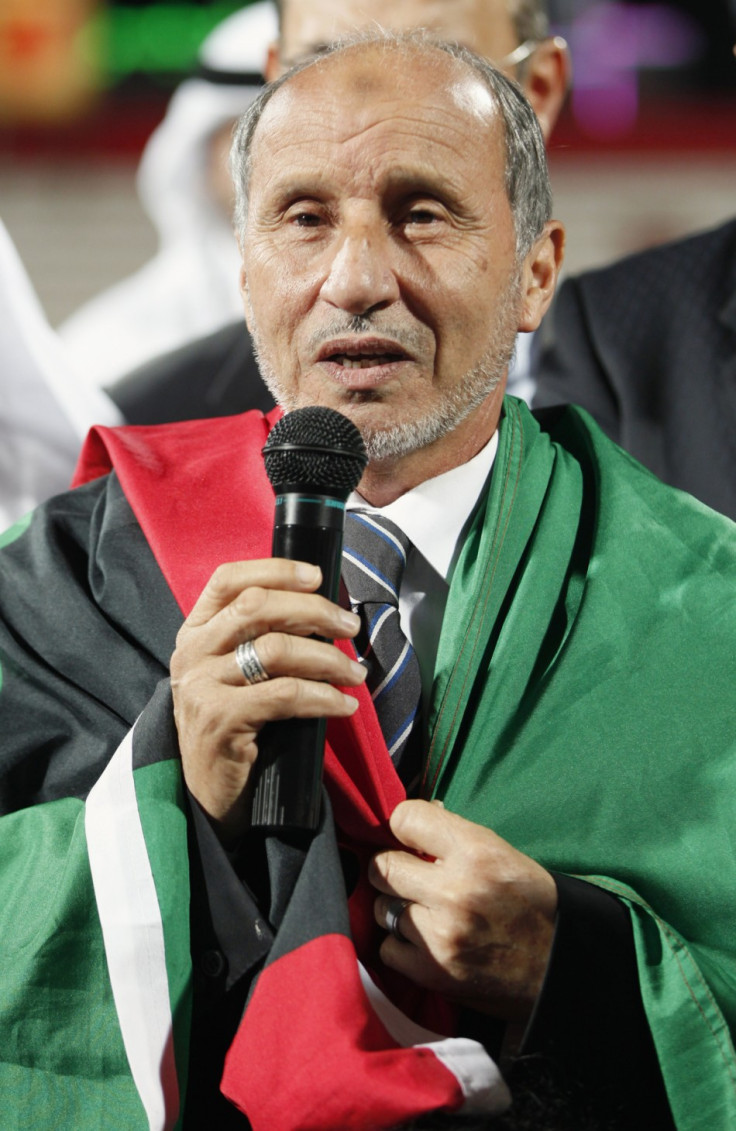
[342,510,422,785]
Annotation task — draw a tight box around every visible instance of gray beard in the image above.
[247,270,521,464]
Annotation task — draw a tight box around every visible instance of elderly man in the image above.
[1,34,735,1131]
[108,0,569,423]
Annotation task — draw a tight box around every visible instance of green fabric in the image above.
[0,796,146,1127]
[0,758,191,1129]
[429,398,736,1127]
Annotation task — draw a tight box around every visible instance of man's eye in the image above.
[405,208,440,226]
[292,212,322,227]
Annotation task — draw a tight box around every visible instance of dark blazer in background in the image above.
[532,218,736,520]
[107,321,276,424]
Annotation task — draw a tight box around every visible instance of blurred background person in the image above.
[531,20,736,519]
[56,1,278,389]
[106,0,571,425]
[0,216,121,531]
[531,215,736,518]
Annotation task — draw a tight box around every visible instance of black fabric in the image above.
[186,803,259,1131]
[185,792,352,1129]
[532,217,736,520]
[0,474,180,812]
[457,875,674,1128]
[107,321,276,425]
[511,873,675,1128]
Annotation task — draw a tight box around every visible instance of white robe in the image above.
[58,2,278,388]
[0,218,122,530]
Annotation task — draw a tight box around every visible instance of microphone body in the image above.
[249,408,367,831]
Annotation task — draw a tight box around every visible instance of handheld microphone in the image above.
[249,406,367,831]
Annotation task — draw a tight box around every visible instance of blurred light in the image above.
[0,0,102,122]
[569,2,705,138]
[94,2,243,77]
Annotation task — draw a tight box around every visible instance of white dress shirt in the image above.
[347,430,498,702]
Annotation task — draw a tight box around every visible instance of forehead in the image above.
[280,0,518,66]
[252,47,504,190]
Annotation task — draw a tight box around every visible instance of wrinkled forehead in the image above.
[252,43,500,160]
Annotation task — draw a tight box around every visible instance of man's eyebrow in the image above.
[260,176,331,206]
[381,169,471,212]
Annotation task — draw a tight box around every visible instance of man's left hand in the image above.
[369,800,557,1023]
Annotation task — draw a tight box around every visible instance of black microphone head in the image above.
[263,406,368,499]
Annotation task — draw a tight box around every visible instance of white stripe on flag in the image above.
[85,727,179,1131]
[357,963,511,1114]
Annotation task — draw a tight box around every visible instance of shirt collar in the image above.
[347,430,498,582]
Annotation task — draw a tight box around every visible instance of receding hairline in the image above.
[231,28,553,260]
[248,34,503,151]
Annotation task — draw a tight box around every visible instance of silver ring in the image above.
[385,898,412,942]
[235,639,269,685]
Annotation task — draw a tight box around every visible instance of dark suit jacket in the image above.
[107,321,276,425]
[532,218,736,519]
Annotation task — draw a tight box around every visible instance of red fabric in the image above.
[73,410,281,615]
[72,410,406,831]
[73,412,460,1112]
[221,933,463,1131]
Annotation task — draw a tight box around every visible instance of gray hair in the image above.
[230,30,552,261]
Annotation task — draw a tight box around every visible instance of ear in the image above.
[520,37,571,141]
[518,221,565,332]
[264,40,281,82]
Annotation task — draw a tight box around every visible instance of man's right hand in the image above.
[170,559,365,842]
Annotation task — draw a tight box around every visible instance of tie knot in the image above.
[342,511,412,608]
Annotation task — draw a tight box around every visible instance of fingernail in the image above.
[339,609,361,632]
[296,563,320,583]
[349,659,367,680]
[343,694,359,713]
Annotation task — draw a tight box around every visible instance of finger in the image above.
[225,633,367,688]
[186,559,323,627]
[368,846,436,903]
[389,797,503,861]
[377,933,447,993]
[177,585,361,661]
[176,671,361,736]
[374,893,419,946]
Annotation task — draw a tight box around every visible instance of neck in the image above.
[356,395,503,507]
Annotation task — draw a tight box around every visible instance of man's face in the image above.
[278,0,519,74]
[241,45,525,469]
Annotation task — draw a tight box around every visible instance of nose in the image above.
[319,216,399,315]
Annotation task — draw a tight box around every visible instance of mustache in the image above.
[306,314,430,356]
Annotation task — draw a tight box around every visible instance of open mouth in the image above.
[316,337,413,371]
[329,352,407,369]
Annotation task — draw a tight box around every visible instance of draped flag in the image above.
[1,399,736,1127]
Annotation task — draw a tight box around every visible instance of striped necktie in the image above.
[341,510,422,785]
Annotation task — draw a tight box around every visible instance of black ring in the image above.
[385,897,412,942]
